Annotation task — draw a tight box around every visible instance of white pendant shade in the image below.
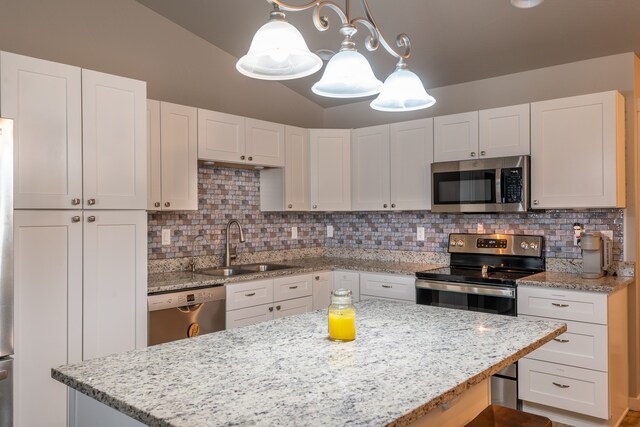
[236,19,322,80]
[311,50,383,98]
[370,67,436,112]
[510,0,544,8]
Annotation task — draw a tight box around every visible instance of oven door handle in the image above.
[415,279,516,298]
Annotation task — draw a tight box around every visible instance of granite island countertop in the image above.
[517,271,634,293]
[148,256,445,294]
[53,300,566,427]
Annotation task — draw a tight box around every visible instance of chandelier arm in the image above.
[350,17,379,52]
[268,0,349,31]
[358,0,411,60]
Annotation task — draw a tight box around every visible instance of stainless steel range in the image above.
[415,233,544,410]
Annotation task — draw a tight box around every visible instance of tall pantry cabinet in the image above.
[2,51,148,426]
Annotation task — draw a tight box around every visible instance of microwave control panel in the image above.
[502,168,523,203]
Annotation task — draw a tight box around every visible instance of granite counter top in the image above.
[517,271,634,293]
[53,300,565,427]
[148,257,444,294]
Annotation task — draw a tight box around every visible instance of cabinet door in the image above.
[160,102,198,210]
[82,70,147,210]
[433,111,479,162]
[83,210,147,360]
[351,125,390,211]
[309,129,351,211]
[312,272,334,310]
[274,296,313,319]
[198,109,245,163]
[245,118,285,167]
[530,91,625,209]
[14,210,82,427]
[390,118,433,210]
[1,52,82,209]
[479,104,530,158]
[147,100,162,210]
[284,126,309,211]
[334,271,360,302]
[226,304,274,330]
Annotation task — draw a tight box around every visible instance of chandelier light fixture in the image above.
[236,0,436,112]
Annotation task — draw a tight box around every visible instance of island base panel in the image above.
[70,391,144,427]
[522,401,628,427]
[409,379,489,427]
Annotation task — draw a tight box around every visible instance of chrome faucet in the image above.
[224,219,246,267]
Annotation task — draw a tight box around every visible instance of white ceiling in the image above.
[135,0,640,108]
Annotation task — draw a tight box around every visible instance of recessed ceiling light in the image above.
[511,0,544,8]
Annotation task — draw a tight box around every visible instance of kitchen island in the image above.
[53,300,565,426]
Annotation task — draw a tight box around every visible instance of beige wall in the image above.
[0,0,324,128]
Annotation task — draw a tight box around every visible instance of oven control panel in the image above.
[148,285,225,312]
[448,233,543,257]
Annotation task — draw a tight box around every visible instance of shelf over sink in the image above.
[196,264,294,277]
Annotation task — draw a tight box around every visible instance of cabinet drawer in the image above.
[360,273,416,302]
[225,279,273,310]
[519,358,608,419]
[273,274,312,301]
[519,315,608,371]
[225,304,273,330]
[274,296,313,319]
[518,286,607,324]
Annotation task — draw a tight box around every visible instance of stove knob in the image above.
[520,242,529,250]
[457,239,464,247]
[530,242,539,250]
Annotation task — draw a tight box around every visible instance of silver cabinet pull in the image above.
[248,156,253,161]
[313,205,317,209]
[552,303,569,308]
[553,338,570,343]
[276,305,281,310]
[552,382,570,389]
[289,285,298,289]
[164,202,171,208]
[480,150,486,156]
[154,202,161,207]
[240,155,246,160]
[0,370,7,381]
[288,204,293,209]
[383,204,388,208]
[382,284,392,288]
[71,216,81,223]
[71,198,81,205]
[245,292,256,297]
[391,203,396,208]
[269,306,274,312]
[470,152,476,157]
[533,200,539,205]
[87,198,96,205]
[87,216,96,223]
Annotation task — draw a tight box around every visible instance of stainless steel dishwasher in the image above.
[148,285,226,346]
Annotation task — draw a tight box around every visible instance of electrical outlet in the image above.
[416,226,425,241]
[573,223,584,246]
[601,230,614,241]
[327,225,334,238]
[477,223,484,233]
[161,229,171,246]
[291,226,298,239]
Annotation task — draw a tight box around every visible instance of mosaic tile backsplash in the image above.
[148,166,625,262]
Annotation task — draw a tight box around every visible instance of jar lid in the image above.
[332,288,352,297]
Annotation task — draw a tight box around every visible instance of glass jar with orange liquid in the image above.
[328,289,356,341]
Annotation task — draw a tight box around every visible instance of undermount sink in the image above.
[196,264,294,277]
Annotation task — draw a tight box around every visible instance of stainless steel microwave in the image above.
[431,155,529,213]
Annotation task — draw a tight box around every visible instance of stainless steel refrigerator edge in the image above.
[0,118,13,427]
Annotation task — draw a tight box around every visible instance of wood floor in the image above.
[552,410,640,427]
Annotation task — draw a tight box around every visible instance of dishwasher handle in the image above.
[148,286,226,312]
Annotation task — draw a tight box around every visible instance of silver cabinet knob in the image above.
[71,216,81,223]
[269,306,274,312]
[480,151,486,156]
[248,156,253,161]
[240,155,246,160]
[154,202,161,208]
[71,198,81,205]
[383,204,388,208]
[87,198,96,206]
[533,200,539,205]
[391,203,396,208]
[87,216,96,223]
[470,152,476,157]
[288,204,293,209]
[164,202,170,207]
[276,305,281,311]
[313,205,317,209]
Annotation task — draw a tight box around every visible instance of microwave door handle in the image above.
[495,168,502,204]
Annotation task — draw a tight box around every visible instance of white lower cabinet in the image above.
[333,271,360,302]
[14,210,147,426]
[225,274,314,329]
[359,273,416,303]
[312,272,333,310]
[517,285,628,426]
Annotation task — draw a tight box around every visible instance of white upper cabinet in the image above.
[1,51,83,209]
[82,69,147,210]
[309,129,351,211]
[147,100,198,211]
[351,125,390,211]
[390,118,433,210]
[198,109,284,167]
[530,91,625,209]
[478,104,530,158]
[284,126,309,210]
[434,111,479,162]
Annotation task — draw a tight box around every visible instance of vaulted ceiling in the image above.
[136,0,640,108]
